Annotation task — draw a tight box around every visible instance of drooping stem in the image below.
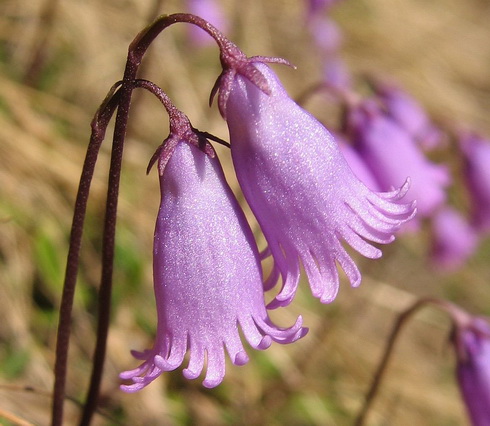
[134,79,230,151]
[129,13,238,65]
[78,75,138,426]
[51,83,122,426]
[354,297,462,426]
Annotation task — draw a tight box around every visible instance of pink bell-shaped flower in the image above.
[430,206,478,271]
[221,61,415,308]
[373,81,443,149]
[120,140,306,390]
[454,316,490,425]
[348,99,450,221]
[460,131,490,233]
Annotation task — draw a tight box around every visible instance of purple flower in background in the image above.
[430,206,478,271]
[222,62,415,308]
[187,0,229,46]
[454,317,490,425]
[460,131,490,233]
[322,56,352,91]
[306,0,342,19]
[338,138,380,191]
[348,100,450,224]
[309,16,343,54]
[373,81,442,149]
[120,141,306,390]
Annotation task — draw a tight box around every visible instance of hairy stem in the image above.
[51,85,122,426]
[79,13,231,424]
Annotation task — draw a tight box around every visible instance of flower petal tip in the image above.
[183,368,201,380]
[202,378,223,389]
[234,351,249,366]
[257,335,273,350]
[120,383,144,393]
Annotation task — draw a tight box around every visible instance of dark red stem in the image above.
[77,13,231,426]
[51,84,122,426]
[354,297,465,426]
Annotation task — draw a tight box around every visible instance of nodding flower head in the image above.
[459,131,490,233]
[217,59,415,308]
[453,316,490,426]
[430,206,478,272]
[372,80,443,150]
[120,135,307,391]
[347,99,450,223]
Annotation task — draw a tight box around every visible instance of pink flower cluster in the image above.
[119,9,490,407]
[120,25,415,390]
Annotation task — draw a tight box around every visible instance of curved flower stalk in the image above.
[453,315,490,425]
[218,61,415,308]
[348,99,450,225]
[121,137,306,390]
[355,298,490,426]
[430,206,478,271]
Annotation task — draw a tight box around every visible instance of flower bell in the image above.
[460,131,490,233]
[216,58,415,308]
[372,80,443,149]
[348,99,450,224]
[120,105,306,390]
[453,316,490,425]
[430,206,478,271]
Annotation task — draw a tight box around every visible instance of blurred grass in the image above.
[0,0,489,424]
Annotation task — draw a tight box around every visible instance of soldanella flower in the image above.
[430,206,478,271]
[460,131,490,233]
[214,56,415,308]
[120,114,306,390]
[348,99,450,224]
[453,316,490,425]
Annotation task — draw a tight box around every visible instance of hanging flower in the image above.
[348,99,450,224]
[372,80,443,149]
[460,131,490,233]
[430,206,478,271]
[217,60,415,308]
[453,316,490,425]
[120,138,306,390]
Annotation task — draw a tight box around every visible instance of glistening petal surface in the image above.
[120,142,306,390]
[225,63,415,307]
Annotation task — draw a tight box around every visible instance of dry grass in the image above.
[0,0,489,424]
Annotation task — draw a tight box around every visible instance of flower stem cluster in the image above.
[53,12,467,426]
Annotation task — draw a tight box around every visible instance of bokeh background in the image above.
[1,0,489,424]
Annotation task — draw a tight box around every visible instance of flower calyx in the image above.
[210,41,295,118]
